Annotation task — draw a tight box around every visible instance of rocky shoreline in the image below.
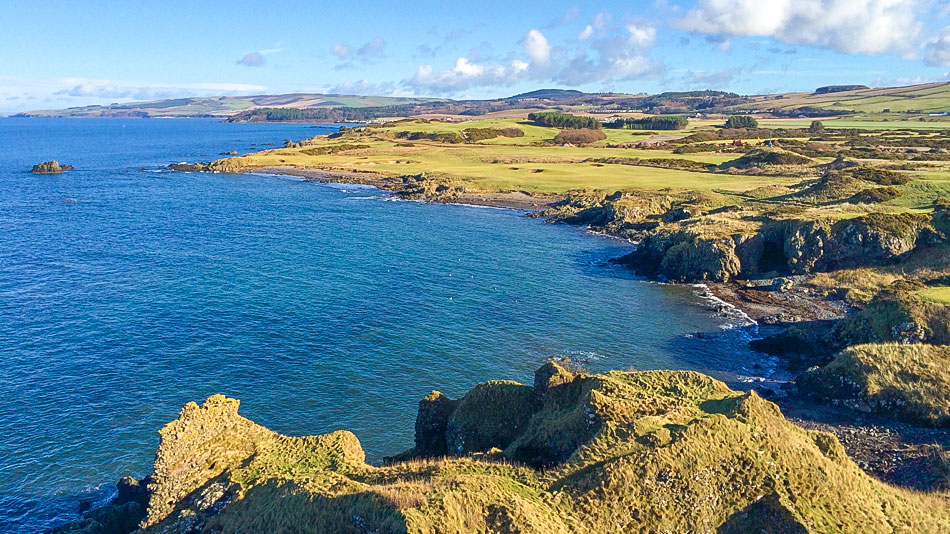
[225,164,860,324]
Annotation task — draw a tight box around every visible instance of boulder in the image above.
[661,206,691,223]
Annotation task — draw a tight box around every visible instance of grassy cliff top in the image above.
[68,364,950,534]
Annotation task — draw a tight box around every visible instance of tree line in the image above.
[606,115,689,130]
[527,111,602,129]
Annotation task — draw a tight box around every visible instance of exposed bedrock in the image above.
[613,213,938,283]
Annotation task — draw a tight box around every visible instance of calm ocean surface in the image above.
[0,118,768,532]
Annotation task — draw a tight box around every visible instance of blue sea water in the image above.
[0,118,767,532]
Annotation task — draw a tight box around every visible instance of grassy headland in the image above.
[54,364,950,533]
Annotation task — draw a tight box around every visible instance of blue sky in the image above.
[4,0,950,112]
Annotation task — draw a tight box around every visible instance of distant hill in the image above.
[15,82,950,121]
[12,94,444,119]
[508,89,586,100]
[741,82,950,115]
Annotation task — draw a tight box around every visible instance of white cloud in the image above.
[324,79,413,97]
[579,13,612,40]
[332,37,385,66]
[626,23,657,48]
[408,59,517,92]
[678,0,923,56]
[0,77,267,111]
[405,23,663,93]
[332,43,352,59]
[357,37,386,58]
[524,30,551,65]
[925,29,950,66]
[53,79,266,100]
[453,57,486,76]
[237,47,284,67]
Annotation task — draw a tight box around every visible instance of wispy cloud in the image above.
[48,78,265,101]
[236,47,284,67]
[237,52,266,67]
[331,36,386,68]
[544,6,580,28]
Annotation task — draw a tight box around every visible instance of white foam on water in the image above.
[691,283,757,330]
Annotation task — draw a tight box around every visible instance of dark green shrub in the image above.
[553,129,607,145]
[724,115,759,129]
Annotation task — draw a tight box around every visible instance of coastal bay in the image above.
[0,118,767,532]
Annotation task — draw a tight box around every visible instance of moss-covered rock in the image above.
[798,343,950,426]
[614,231,743,282]
[445,381,540,455]
[837,281,950,346]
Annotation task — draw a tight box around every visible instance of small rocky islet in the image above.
[52,362,950,533]
[30,160,73,174]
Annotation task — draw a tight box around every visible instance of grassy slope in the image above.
[919,286,950,304]
[799,343,950,426]
[742,82,950,119]
[138,367,950,533]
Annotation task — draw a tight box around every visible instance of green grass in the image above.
[229,119,793,194]
[919,286,950,304]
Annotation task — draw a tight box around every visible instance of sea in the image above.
[0,118,769,532]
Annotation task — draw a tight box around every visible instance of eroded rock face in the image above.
[614,213,936,282]
[414,391,458,456]
[660,235,742,282]
[31,160,73,174]
[533,361,574,399]
[445,381,540,455]
[144,395,275,527]
[783,214,933,274]
[614,231,744,282]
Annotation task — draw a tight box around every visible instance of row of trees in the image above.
[606,115,689,130]
[528,111,602,129]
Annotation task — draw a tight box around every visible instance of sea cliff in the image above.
[53,363,949,533]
